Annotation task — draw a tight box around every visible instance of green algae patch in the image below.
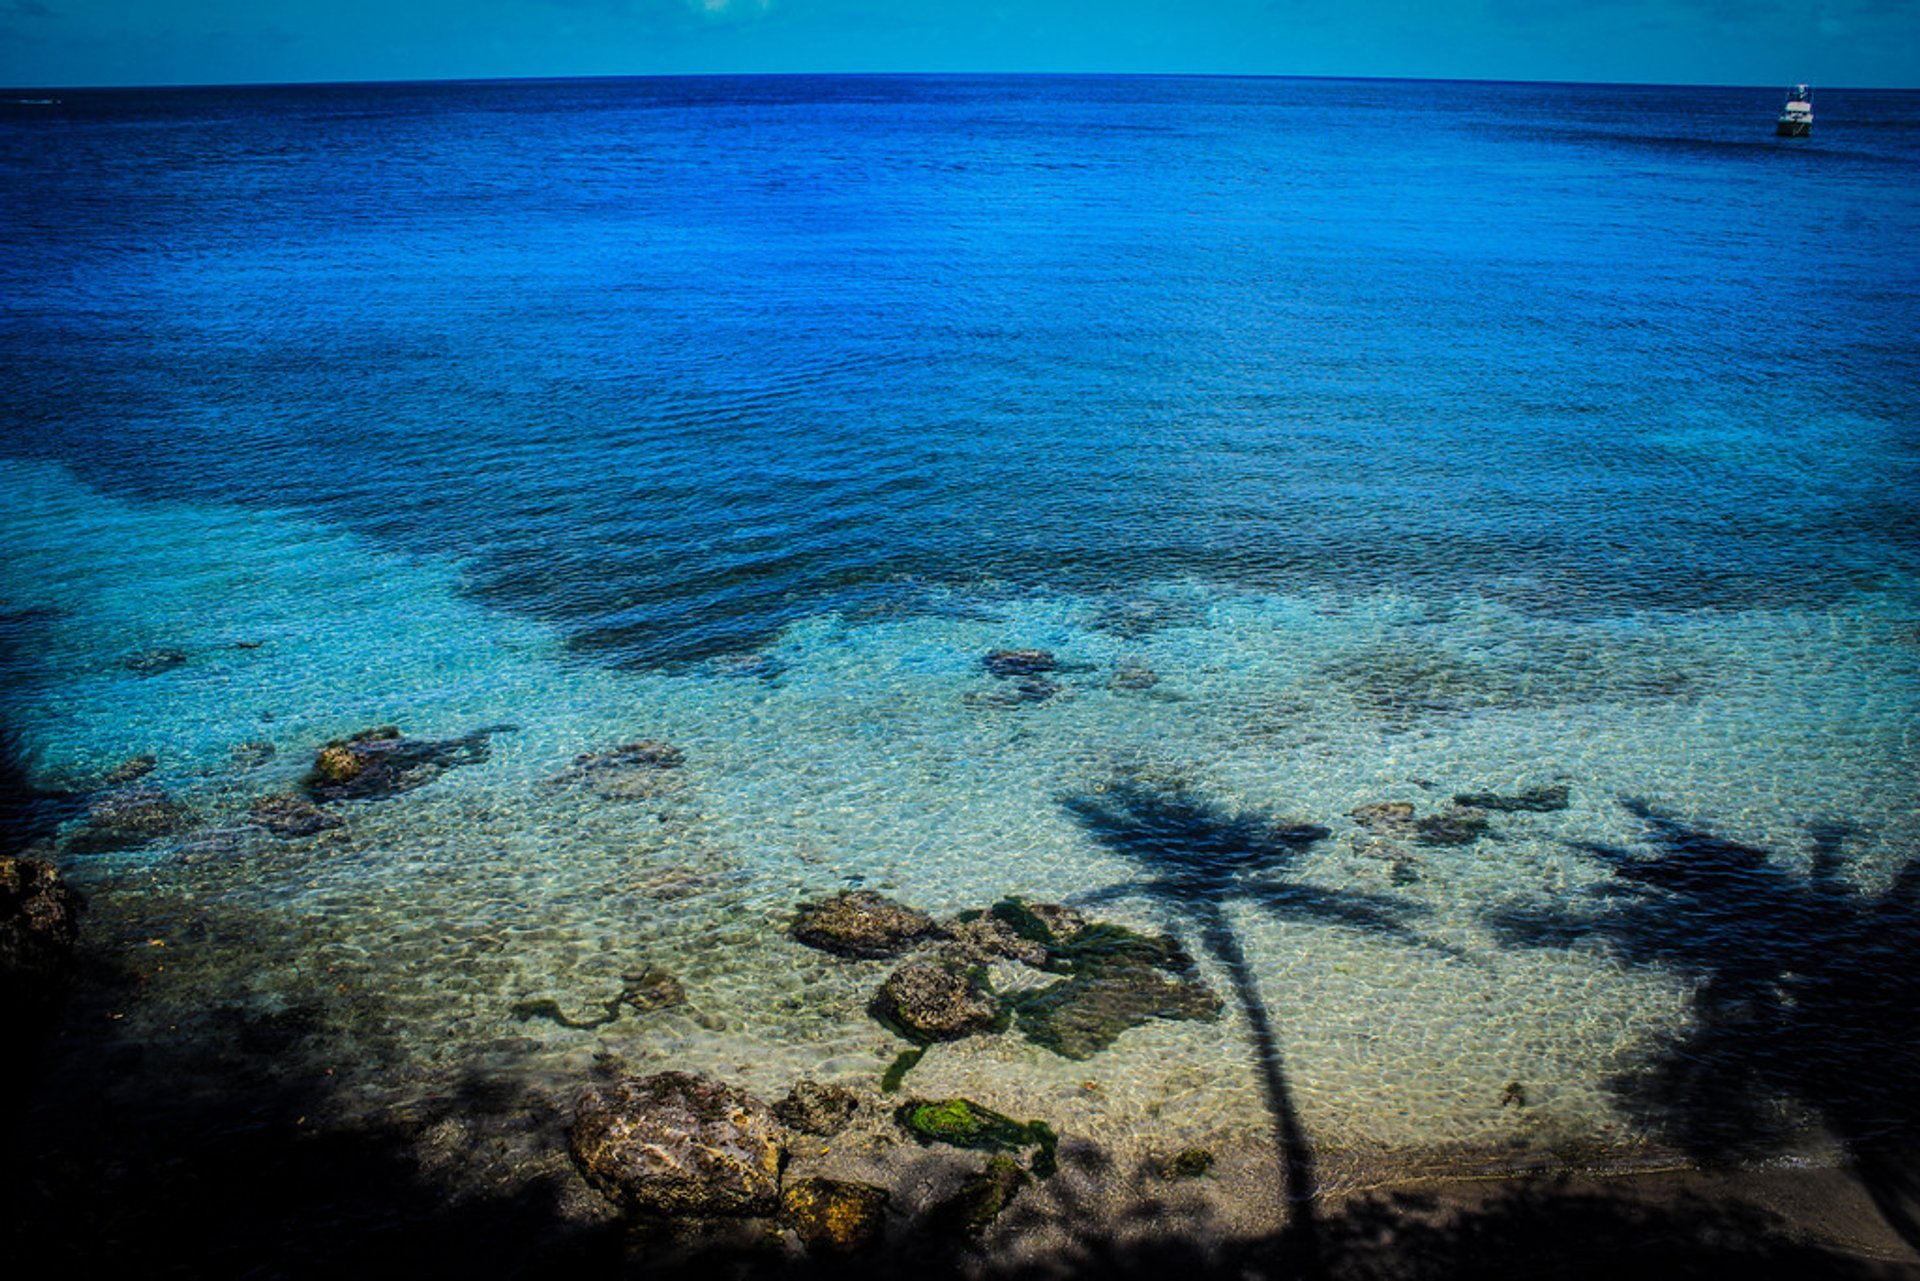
[894,1098,1058,1178]
[986,897,1221,1059]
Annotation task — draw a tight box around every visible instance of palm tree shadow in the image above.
[1060,776,1443,1279]
[1485,798,1920,1249]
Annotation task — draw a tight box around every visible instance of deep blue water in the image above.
[5,76,1917,666]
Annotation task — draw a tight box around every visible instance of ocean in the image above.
[3,73,1918,1254]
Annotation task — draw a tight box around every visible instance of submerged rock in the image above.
[570,1071,786,1216]
[1155,1147,1216,1179]
[100,755,157,786]
[1453,784,1570,813]
[983,649,1058,678]
[1011,965,1221,1061]
[774,1080,861,1136]
[989,898,1221,1059]
[620,964,686,1012]
[929,1154,1029,1235]
[870,960,1001,1043]
[0,854,83,1027]
[248,794,343,838]
[1351,801,1417,835]
[791,890,938,959]
[1109,663,1160,691]
[939,914,1049,968]
[121,647,187,675]
[303,725,499,802]
[780,1177,889,1253]
[556,739,687,801]
[68,785,195,851]
[1414,807,1490,846]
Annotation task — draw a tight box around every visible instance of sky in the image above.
[1,0,1915,90]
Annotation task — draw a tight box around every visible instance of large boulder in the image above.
[570,1071,787,1216]
[790,890,938,959]
[774,1080,861,1136]
[0,854,83,1026]
[303,725,499,802]
[869,961,1000,1043]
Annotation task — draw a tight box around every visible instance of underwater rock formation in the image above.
[67,785,195,851]
[780,1177,889,1252]
[773,1080,861,1136]
[1351,801,1416,835]
[100,755,156,786]
[791,890,938,959]
[570,1071,786,1216]
[248,794,343,838]
[228,740,277,771]
[938,914,1049,968]
[870,960,1001,1043]
[303,725,500,802]
[553,739,687,801]
[1414,807,1490,846]
[983,649,1058,677]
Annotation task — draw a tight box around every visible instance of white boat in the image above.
[1776,84,1813,137]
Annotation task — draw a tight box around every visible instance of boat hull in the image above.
[1776,119,1811,137]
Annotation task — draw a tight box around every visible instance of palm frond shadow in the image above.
[1059,776,1448,1279]
[1485,798,1920,1248]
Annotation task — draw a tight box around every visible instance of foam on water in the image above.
[8,458,1914,1178]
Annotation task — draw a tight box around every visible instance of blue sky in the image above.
[2,0,1915,89]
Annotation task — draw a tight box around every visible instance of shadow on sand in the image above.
[1487,798,1920,1251]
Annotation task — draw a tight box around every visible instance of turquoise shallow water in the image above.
[3,76,1919,1204]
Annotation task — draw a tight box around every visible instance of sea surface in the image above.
[3,75,1918,1204]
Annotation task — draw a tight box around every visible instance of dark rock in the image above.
[248,794,343,838]
[1156,1147,1215,1179]
[574,740,686,771]
[1109,663,1160,690]
[1013,677,1059,702]
[1453,784,1570,813]
[229,740,277,771]
[790,890,938,959]
[1351,801,1416,835]
[68,786,195,851]
[122,647,187,675]
[869,961,1000,1043]
[780,1177,888,1252]
[929,1154,1029,1235]
[988,898,1087,948]
[940,914,1048,968]
[570,1071,786,1216]
[101,755,157,786]
[0,854,83,1026]
[983,649,1058,678]
[620,964,685,1012]
[773,1080,861,1136]
[303,725,497,802]
[1414,807,1490,846]
[1271,822,1332,845]
[894,1098,1057,1178]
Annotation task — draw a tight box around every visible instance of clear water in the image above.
[3,76,1918,1189]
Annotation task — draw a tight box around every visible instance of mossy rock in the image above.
[780,1176,889,1253]
[868,960,1001,1044]
[791,890,938,959]
[1453,784,1569,813]
[1414,807,1490,846]
[894,1098,1057,1178]
[1009,964,1221,1060]
[1156,1147,1215,1179]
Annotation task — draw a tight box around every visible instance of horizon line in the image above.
[3,69,1900,96]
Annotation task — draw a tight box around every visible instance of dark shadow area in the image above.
[1058,776,1446,1278]
[1486,799,1920,1250]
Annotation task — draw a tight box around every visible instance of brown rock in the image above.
[790,890,938,959]
[1351,801,1416,834]
[249,794,343,838]
[780,1176,889,1252]
[869,961,1000,1043]
[774,1080,861,1136]
[0,854,83,1024]
[570,1071,786,1216]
